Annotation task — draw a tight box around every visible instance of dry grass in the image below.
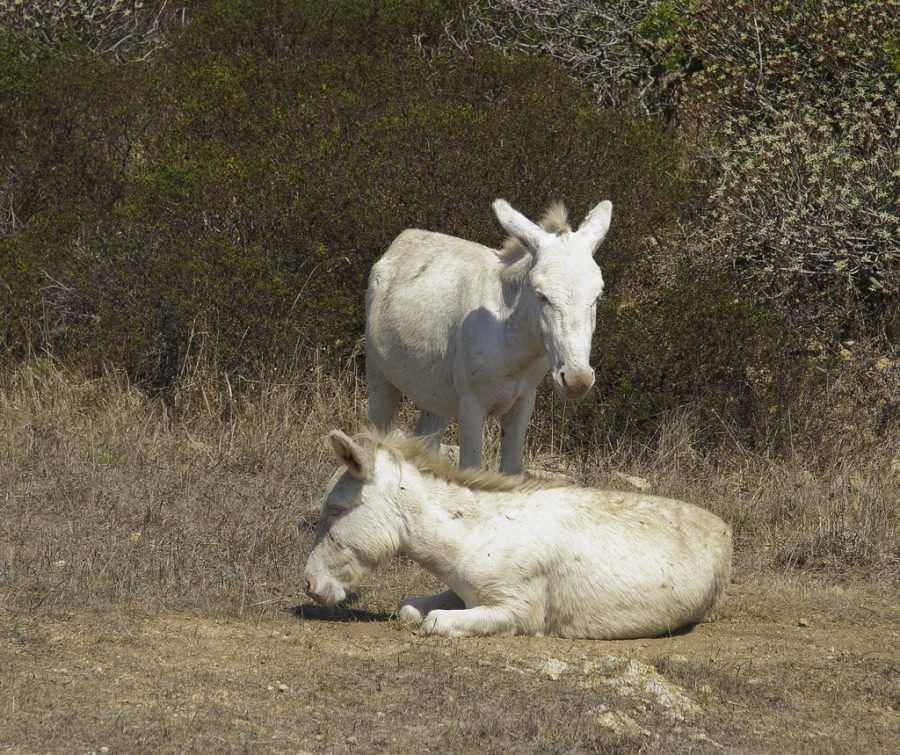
[0,357,896,619]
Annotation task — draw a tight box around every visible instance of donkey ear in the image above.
[576,200,613,253]
[493,199,545,251]
[328,430,371,479]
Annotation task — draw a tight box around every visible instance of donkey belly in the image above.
[367,330,461,418]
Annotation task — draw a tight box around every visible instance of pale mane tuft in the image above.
[497,201,571,262]
[355,428,566,493]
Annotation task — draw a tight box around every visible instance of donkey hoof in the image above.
[397,603,424,624]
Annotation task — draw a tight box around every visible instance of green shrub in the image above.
[549,267,805,447]
[0,1,688,387]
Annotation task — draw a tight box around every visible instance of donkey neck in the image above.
[497,255,545,367]
[396,468,488,575]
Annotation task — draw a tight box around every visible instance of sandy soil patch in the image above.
[2,576,897,753]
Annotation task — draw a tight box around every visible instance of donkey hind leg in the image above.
[397,589,464,625]
[421,605,517,637]
[366,360,401,432]
[414,410,449,449]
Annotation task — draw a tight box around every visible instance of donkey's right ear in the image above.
[328,430,372,479]
[493,199,545,251]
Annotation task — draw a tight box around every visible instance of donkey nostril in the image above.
[560,371,568,386]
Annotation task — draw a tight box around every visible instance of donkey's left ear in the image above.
[328,430,372,479]
[577,200,613,253]
[493,198,546,251]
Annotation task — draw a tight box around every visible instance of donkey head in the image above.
[303,431,400,605]
[493,198,611,400]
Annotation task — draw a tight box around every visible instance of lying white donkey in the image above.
[304,430,733,639]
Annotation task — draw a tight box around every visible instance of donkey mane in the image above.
[356,428,565,493]
[496,201,570,262]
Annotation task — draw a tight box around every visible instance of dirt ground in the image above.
[2,575,897,754]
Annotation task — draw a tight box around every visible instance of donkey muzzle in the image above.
[556,365,595,400]
[304,569,346,606]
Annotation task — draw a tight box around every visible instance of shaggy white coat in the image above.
[303,430,733,640]
[365,198,611,474]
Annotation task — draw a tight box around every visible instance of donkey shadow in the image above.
[292,595,389,624]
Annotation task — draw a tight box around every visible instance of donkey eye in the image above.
[536,292,550,306]
[325,505,346,519]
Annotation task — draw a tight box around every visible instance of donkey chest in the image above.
[481,379,531,416]
[466,356,548,416]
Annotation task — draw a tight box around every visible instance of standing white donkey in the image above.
[366,198,612,474]
[304,430,733,640]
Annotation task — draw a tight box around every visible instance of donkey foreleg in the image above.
[420,605,518,637]
[414,410,450,449]
[499,389,537,476]
[397,589,465,624]
[457,397,486,469]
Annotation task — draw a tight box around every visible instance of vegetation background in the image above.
[0,0,896,609]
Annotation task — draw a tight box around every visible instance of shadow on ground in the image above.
[292,601,389,623]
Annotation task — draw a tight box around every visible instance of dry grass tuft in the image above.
[0,357,367,615]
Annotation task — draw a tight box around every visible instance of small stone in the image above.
[839,348,853,360]
[315,734,325,741]
[700,684,713,694]
[596,710,651,738]
[277,683,288,692]
[346,735,358,745]
[875,357,893,372]
[798,618,809,627]
[542,658,569,680]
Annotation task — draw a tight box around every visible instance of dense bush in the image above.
[542,267,805,447]
[451,0,899,339]
[0,0,181,59]
[445,0,698,116]
[680,0,899,334]
[0,0,689,388]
